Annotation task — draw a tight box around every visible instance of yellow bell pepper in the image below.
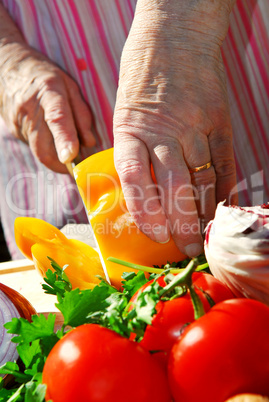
[74,148,186,288]
[14,217,67,261]
[14,217,105,290]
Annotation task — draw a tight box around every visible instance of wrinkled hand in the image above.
[0,43,95,173]
[114,0,238,257]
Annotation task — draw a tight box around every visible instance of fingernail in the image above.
[185,243,203,257]
[59,146,73,163]
[152,225,170,243]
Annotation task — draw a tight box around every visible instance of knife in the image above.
[65,148,111,284]
[65,153,83,179]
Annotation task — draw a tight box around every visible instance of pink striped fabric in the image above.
[0,0,268,259]
[222,0,269,205]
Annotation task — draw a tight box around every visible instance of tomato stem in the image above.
[188,284,206,320]
[159,258,198,296]
[160,258,205,319]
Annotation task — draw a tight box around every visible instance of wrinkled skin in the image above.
[0,4,95,173]
[113,0,238,256]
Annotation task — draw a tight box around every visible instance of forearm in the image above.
[135,0,237,22]
[0,4,32,64]
[133,0,236,51]
[0,3,50,88]
[0,3,25,45]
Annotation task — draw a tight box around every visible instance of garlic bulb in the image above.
[204,202,269,305]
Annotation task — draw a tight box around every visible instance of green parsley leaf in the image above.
[17,340,41,369]
[24,376,46,402]
[126,279,163,340]
[121,271,148,298]
[5,314,56,344]
[56,279,117,327]
[0,362,29,382]
[0,383,25,401]
[96,292,130,337]
[42,259,72,297]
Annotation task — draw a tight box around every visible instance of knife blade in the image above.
[65,149,111,284]
[65,153,83,178]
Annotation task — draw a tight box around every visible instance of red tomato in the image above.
[42,324,171,402]
[130,272,235,353]
[168,299,269,402]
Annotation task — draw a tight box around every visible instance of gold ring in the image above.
[189,161,212,173]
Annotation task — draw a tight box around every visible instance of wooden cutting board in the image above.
[0,258,58,313]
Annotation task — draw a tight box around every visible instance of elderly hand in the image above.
[113,0,238,257]
[0,5,95,173]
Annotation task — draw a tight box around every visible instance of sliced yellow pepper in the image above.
[14,217,67,261]
[74,148,186,288]
[31,239,104,290]
[14,217,105,290]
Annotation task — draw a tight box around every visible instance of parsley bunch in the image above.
[0,259,152,401]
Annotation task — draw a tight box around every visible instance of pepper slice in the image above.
[14,217,67,261]
[31,238,104,290]
[14,217,105,290]
[74,148,186,288]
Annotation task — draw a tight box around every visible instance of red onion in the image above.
[0,283,36,322]
[0,283,36,381]
[0,289,20,372]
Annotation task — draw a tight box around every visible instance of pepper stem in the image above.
[107,257,172,274]
[107,256,208,274]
